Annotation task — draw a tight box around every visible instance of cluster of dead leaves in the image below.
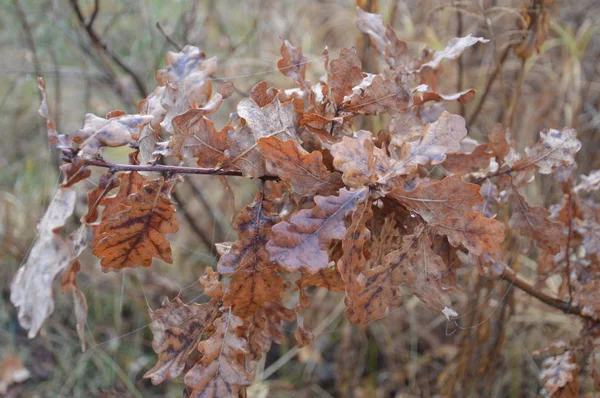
[11,7,597,397]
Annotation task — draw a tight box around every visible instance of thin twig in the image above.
[467,46,510,129]
[69,0,148,98]
[84,158,279,180]
[156,22,182,51]
[13,0,42,87]
[504,57,526,129]
[496,263,592,321]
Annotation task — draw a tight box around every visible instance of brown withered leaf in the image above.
[93,179,179,271]
[347,70,412,114]
[258,136,339,195]
[217,192,284,317]
[199,267,224,300]
[248,302,295,360]
[339,201,390,324]
[487,123,511,161]
[184,313,253,397]
[11,187,76,338]
[75,113,152,157]
[297,267,345,292]
[59,157,92,188]
[574,280,600,320]
[519,128,582,175]
[157,46,217,130]
[432,211,504,256]
[443,144,493,175]
[413,87,476,105]
[385,226,453,313]
[575,170,600,194]
[249,81,279,108]
[402,111,468,167]
[144,298,219,385]
[540,352,579,397]
[510,190,566,254]
[328,48,365,105]
[224,123,267,178]
[278,39,307,88]
[91,171,147,244]
[420,35,489,70]
[237,96,299,142]
[355,7,408,68]
[170,109,228,167]
[37,77,72,151]
[331,130,395,188]
[389,175,483,224]
[83,173,119,224]
[267,187,369,273]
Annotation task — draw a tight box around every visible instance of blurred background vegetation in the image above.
[0,0,599,396]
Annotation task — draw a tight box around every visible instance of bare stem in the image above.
[497,263,591,321]
[84,158,279,181]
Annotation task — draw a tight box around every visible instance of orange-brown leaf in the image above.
[267,187,368,273]
[328,48,364,105]
[170,109,228,167]
[510,191,566,254]
[356,7,408,67]
[347,71,412,114]
[389,175,483,224]
[217,193,284,317]
[258,136,340,195]
[278,39,307,88]
[93,179,179,271]
[432,211,504,256]
[184,313,253,397]
[144,298,219,385]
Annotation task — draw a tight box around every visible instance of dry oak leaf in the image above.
[267,187,369,273]
[510,190,566,254]
[346,69,412,114]
[83,173,119,225]
[388,175,483,224]
[184,313,253,398]
[38,77,72,151]
[443,144,493,175]
[432,211,504,256]
[75,112,153,157]
[331,130,395,188]
[170,109,228,167]
[296,267,345,292]
[412,86,476,106]
[574,280,600,320]
[92,179,179,271]
[91,171,147,245]
[224,121,267,178]
[420,34,489,70]
[217,192,284,317]
[257,136,340,195]
[247,302,295,361]
[144,297,219,385]
[327,47,365,105]
[574,170,600,193]
[384,226,453,313]
[540,352,579,398]
[339,201,397,324]
[237,95,299,142]
[401,111,468,166]
[11,187,76,338]
[278,39,307,88]
[355,7,408,68]
[520,128,582,175]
